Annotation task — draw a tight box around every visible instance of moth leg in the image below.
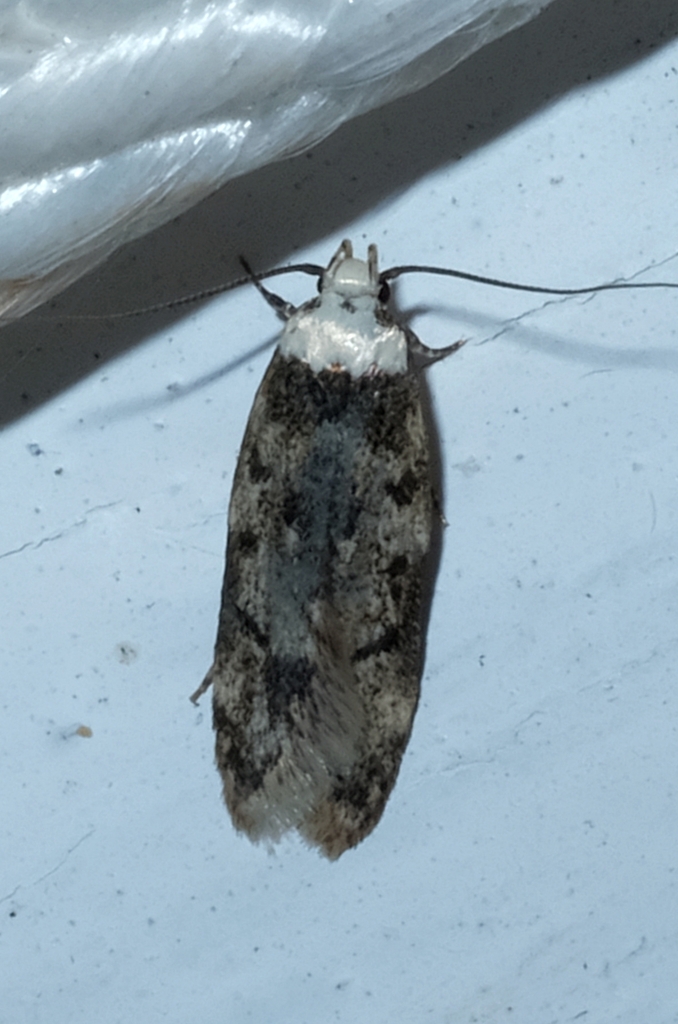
[432,488,448,527]
[239,256,297,320]
[407,332,467,367]
[189,665,216,705]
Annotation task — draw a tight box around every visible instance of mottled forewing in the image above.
[207,350,433,857]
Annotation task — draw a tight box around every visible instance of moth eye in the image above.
[378,281,390,304]
[316,276,323,294]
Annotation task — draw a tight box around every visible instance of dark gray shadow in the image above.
[1,0,676,426]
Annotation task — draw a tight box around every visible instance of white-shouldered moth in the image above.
[191,240,464,859]
[191,239,677,859]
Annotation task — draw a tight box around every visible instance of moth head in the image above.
[321,240,391,306]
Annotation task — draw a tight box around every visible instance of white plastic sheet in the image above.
[0,0,551,320]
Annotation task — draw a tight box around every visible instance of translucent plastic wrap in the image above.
[0,0,552,320]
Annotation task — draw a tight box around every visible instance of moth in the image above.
[190,240,676,859]
[191,240,464,859]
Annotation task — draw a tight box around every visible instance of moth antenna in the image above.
[6,253,675,328]
[245,260,325,283]
[0,274,260,324]
[105,256,326,319]
[381,263,678,296]
[0,258,326,325]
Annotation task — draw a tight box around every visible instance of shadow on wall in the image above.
[1,0,676,426]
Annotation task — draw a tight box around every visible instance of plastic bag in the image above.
[0,0,551,320]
